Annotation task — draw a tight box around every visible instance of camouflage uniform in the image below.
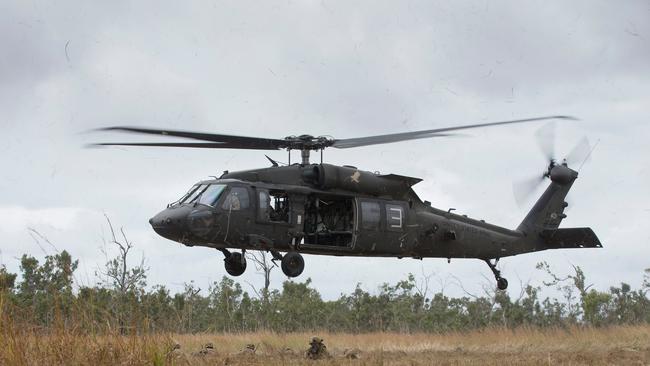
[306,337,329,360]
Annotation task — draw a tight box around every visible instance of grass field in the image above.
[2,326,650,365]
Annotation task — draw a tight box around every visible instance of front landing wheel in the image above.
[281,252,304,277]
[224,252,247,276]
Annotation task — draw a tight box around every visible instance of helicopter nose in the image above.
[149,206,191,241]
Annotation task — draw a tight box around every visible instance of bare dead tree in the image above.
[96,214,148,295]
[414,266,435,300]
[245,251,274,302]
[449,274,481,300]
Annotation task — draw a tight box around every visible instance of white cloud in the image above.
[0,206,89,234]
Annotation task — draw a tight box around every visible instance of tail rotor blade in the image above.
[565,136,591,167]
[513,175,546,206]
[534,122,556,161]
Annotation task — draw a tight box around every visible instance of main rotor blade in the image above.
[88,142,280,150]
[331,116,576,149]
[95,126,287,148]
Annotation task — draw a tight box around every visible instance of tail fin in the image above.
[517,164,576,234]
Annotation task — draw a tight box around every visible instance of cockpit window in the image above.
[175,185,200,205]
[197,184,227,206]
[183,184,208,204]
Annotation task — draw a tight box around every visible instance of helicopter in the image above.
[91,116,601,290]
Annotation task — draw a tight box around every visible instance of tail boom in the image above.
[515,164,602,253]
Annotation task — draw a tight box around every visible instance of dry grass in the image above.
[2,326,650,365]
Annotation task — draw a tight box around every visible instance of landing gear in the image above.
[222,250,247,276]
[281,251,304,278]
[484,258,508,290]
[497,277,509,291]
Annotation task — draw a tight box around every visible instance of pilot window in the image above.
[258,189,290,222]
[385,203,404,231]
[197,184,227,206]
[173,185,199,205]
[360,201,381,230]
[222,187,250,211]
[184,184,207,204]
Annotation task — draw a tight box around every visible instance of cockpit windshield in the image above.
[197,184,227,206]
[169,184,200,207]
[182,184,207,204]
[171,183,227,207]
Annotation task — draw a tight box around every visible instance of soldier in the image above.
[305,336,330,360]
[240,343,256,355]
[192,342,216,357]
[343,348,362,359]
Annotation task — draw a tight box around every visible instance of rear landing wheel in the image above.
[497,277,509,291]
[484,258,508,290]
[224,252,247,276]
[281,252,304,277]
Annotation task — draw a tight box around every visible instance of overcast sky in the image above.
[1,1,649,300]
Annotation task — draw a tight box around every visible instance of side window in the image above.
[269,190,290,222]
[386,203,404,231]
[361,201,380,230]
[257,189,291,222]
[258,190,271,221]
[222,187,250,211]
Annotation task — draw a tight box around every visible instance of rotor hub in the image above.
[283,135,334,151]
[549,164,577,185]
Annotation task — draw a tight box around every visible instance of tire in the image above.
[281,251,305,278]
[224,252,247,276]
[497,277,508,291]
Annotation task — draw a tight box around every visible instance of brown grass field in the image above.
[2,325,650,365]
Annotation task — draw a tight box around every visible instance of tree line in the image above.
[1,219,649,334]
[2,248,649,334]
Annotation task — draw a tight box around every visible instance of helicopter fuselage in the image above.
[149,164,590,262]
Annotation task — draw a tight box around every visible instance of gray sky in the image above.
[1,0,649,299]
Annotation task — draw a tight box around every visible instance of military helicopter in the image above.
[91,116,601,290]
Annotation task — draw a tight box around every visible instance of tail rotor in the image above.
[513,124,591,206]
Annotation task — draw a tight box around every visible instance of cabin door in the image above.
[302,194,356,249]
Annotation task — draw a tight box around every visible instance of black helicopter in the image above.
[92,116,601,290]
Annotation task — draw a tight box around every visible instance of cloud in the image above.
[0,206,89,234]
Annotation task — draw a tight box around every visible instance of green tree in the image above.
[0,265,17,292]
[268,278,323,331]
[608,282,650,324]
[15,251,78,327]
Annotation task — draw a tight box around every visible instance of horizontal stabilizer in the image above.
[540,227,602,249]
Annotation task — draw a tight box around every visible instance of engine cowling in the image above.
[302,164,414,197]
